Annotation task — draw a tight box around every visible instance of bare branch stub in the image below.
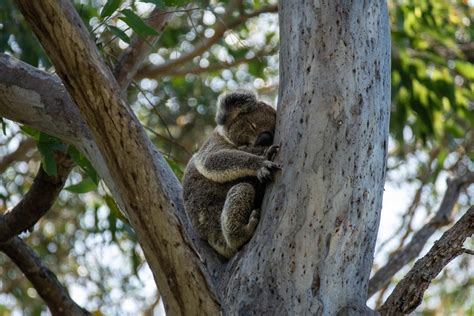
[0,237,91,316]
[368,171,474,297]
[463,248,474,256]
[378,206,474,315]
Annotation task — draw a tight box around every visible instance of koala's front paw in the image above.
[249,209,260,223]
[257,160,281,182]
[246,209,260,232]
[264,144,280,161]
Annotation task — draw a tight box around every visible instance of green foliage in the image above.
[104,194,129,225]
[165,157,184,180]
[20,126,100,184]
[64,177,98,193]
[390,0,473,155]
[67,146,99,185]
[21,128,65,176]
[101,0,122,18]
[0,1,49,67]
[120,9,159,36]
[107,25,131,43]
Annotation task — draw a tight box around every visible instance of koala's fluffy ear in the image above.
[216,90,257,126]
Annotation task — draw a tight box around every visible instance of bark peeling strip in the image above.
[0,84,44,108]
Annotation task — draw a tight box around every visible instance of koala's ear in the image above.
[216,90,257,125]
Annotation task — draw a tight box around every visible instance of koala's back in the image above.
[182,156,262,242]
[183,158,228,240]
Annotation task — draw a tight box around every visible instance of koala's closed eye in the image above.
[255,131,273,146]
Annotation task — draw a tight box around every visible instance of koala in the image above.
[182,90,279,259]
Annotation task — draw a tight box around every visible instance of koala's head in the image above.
[216,90,276,147]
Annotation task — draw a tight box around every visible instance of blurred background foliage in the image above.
[0,0,473,314]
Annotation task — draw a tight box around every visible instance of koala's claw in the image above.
[257,160,280,182]
[250,209,260,221]
[257,167,271,182]
[264,160,281,169]
[264,145,280,160]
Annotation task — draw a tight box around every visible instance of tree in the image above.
[0,0,473,315]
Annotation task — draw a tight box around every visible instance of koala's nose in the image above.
[255,132,273,146]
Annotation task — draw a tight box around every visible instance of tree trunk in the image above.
[221,1,390,314]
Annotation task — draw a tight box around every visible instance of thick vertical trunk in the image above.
[222,1,390,314]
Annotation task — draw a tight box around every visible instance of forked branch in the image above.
[136,2,278,79]
[0,237,90,316]
[368,172,474,297]
[379,206,474,315]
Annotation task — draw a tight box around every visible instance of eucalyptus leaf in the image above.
[107,25,131,44]
[120,9,158,37]
[101,0,121,18]
[64,177,98,193]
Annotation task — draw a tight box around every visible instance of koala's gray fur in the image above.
[182,90,279,258]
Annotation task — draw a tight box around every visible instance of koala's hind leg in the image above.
[208,233,236,259]
[221,183,259,252]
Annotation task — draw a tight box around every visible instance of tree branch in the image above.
[0,52,217,265]
[0,54,145,234]
[0,150,79,313]
[368,171,474,297]
[13,1,220,313]
[136,2,278,79]
[0,137,36,173]
[0,152,74,243]
[378,206,474,315]
[0,237,90,316]
[0,54,90,144]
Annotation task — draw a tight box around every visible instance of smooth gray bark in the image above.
[221,2,390,314]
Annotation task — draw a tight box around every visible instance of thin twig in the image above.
[136,3,278,79]
[144,125,191,158]
[130,82,175,158]
[154,47,276,78]
[376,148,440,252]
